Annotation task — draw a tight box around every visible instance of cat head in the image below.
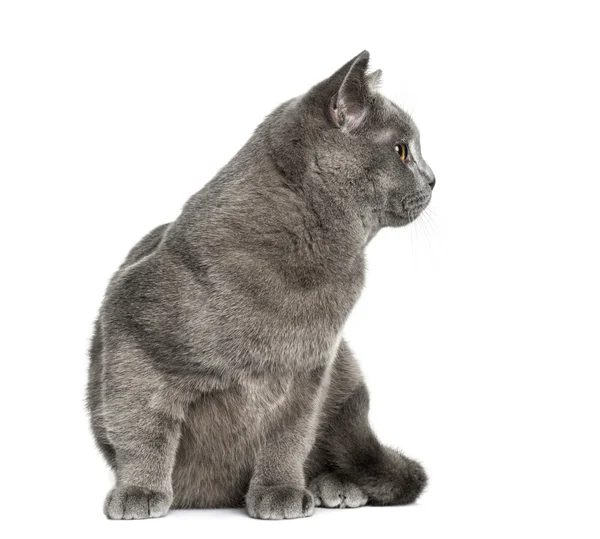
[268,51,435,235]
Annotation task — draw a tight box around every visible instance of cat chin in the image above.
[382,209,427,228]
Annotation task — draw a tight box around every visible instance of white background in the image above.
[1,1,598,537]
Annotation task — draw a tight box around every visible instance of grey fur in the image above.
[87,50,434,520]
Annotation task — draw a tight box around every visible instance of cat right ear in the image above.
[328,51,371,131]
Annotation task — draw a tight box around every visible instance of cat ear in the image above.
[329,51,371,130]
[366,69,383,91]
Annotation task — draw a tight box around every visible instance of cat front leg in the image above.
[101,344,185,520]
[245,366,329,520]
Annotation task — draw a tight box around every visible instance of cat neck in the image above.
[170,120,373,286]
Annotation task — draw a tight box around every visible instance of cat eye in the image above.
[395,143,409,162]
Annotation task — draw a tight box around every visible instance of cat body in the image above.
[88,51,435,519]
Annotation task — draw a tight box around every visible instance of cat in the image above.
[87,50,435,520]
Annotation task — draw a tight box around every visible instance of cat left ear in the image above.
[366,69,383,91]
[330,51,371,130]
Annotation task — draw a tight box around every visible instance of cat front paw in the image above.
[104,485,172,520]
[309,473,367,508]
[246,485,315,520]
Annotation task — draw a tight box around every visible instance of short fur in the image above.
[87,51,435,520]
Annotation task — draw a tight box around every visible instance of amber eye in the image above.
[394,143,408,161]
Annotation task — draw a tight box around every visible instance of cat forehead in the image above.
[369,96,418,142]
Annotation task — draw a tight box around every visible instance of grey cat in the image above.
[87,50,435,520]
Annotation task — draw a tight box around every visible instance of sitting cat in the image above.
[87,50,435,520]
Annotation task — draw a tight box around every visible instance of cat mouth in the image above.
[402,191,431,222]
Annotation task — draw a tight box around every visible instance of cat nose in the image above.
[428,175,436,190]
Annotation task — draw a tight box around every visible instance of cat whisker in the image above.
[418,213,431,246]
[421,208,436,239]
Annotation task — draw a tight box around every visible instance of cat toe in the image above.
[104,486,171,520]
[309,473,367,508]
[246,485,315,520]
